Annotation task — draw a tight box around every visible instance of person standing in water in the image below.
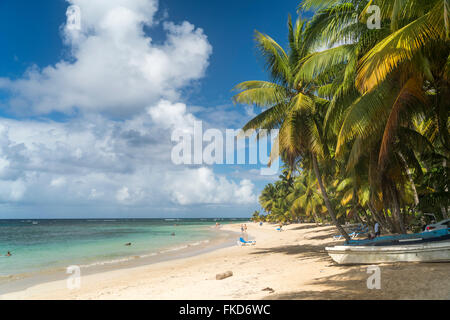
[5,251,11,256]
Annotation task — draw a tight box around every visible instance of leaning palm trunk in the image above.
[354,208,365,225]
[312,155,351,242]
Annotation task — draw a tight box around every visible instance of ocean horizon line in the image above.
[0,217,251,221]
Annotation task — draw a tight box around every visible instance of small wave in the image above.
[188,239,210,247]
[139,252,158,259]
[80,256,140,268]
[158,245,190,254]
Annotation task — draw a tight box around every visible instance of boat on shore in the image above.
[326,228,450,265]
[347,228,450,246]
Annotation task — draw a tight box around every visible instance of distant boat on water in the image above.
[326,228,450,265]
[32,221,38,225]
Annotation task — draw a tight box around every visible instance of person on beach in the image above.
[374,222,380,237]
[241,224,248,241]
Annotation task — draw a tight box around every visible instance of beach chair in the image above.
[237,237,256,246]
[333,233,353,241]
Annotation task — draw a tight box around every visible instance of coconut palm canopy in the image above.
[239,0,449,238]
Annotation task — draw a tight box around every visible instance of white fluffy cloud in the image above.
[0,101,257,207]
[165,167,257,205]
[0,0,212,116]
[0,0,259,214]
[148,99,196,132]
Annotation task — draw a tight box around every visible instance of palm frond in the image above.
[357,1,449,93]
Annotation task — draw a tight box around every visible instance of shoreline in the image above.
[0,226,240,297]
[1,222,449,300]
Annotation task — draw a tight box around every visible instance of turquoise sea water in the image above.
[0,218,244,277]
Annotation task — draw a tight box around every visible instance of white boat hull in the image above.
[326,241,450,265]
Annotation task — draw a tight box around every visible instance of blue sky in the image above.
[0,0,307,218]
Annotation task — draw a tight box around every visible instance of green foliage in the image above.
[245,1,450,232]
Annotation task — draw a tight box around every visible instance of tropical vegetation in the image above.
[238,0,449,241]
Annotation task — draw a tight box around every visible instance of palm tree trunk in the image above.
[441,206,448,219]
[352,191,365,225]
[442,159,448,219]
[383,209,398,233]
[312,154,351,242]
[397,151,419,206]
[382,178,407,234]
[368,202,392,233]
[353,208,364,225]
[391,185,407,234]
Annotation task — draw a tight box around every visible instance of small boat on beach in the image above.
[326,228,450,265]
[347,228,450,246]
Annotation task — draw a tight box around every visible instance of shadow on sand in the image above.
[250,227,338,263]
[250,243,334,264]
[265,262,450,300]
[252,226,450,300]
[264,266,381,300]
[289,224,334,232]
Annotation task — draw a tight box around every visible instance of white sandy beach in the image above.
[1,223,449,300]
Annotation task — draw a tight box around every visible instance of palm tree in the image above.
[288,170,326,225]
[233,16,352,241]
[259,183,277,214]
[251,210,261,222]
[241,1,448,236]
[296,0,450,233]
